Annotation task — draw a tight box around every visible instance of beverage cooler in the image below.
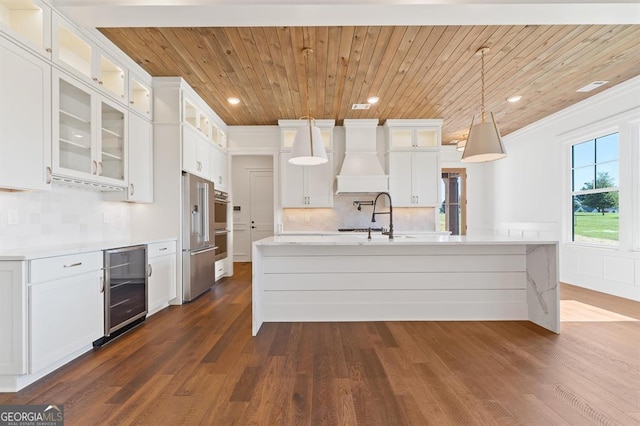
[95,245,148,345]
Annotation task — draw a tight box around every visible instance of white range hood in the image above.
[336,119,388,194]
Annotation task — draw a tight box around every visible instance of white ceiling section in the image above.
[53,1,640,27]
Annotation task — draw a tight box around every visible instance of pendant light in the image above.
[461,47,507,163]
[289,47,328,166]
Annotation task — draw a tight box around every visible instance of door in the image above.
[250,171,274,251]
[441,168,467,235]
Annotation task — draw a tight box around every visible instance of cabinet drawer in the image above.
[148,241,177,259]
[29,252,102,284]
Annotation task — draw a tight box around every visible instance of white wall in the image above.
[492,75,640,300]
[0,186,130,250]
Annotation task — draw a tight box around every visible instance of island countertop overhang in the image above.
[255,234,559,246]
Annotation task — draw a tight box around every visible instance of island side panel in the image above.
[251,243,264,336]
[256,244,530,326]
[526,244,560,333]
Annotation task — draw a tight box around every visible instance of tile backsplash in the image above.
[283,194,435,232]
[0,186,130,250]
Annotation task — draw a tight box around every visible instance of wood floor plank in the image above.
[1,263,639,426]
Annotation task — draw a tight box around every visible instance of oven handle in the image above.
[190,246,216,256]
[214,198,230,204]
[214,229,230,235]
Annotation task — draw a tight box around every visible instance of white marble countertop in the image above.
[279,230,451,236]
[255,234,558,246]
[0,238,178,261]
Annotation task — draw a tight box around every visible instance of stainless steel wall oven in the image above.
[213,189,229,261]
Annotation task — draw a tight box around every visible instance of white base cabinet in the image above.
[215,259,226,281]
[29,270,103,373]
[0,262,27,376]
[0,251,103,392]
[147,241,177,315]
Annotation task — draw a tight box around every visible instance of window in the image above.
[571,133,619,246]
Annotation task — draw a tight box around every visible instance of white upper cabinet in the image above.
[52,69,127,187]
[182,124,211,180]
[0,36,51,191]
[388,151,439,207]
[125,112,153,202]
[385,119,442,207]
[52,12,127,102]
[0,0,51,58]
[211,144,228,190]
[385,119,442,150]
[280,151,333,208]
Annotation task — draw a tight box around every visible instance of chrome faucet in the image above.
[371,192,393,240]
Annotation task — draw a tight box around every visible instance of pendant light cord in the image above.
[302,47,314,154]
[480,48,486,123]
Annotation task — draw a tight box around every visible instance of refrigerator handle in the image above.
[203,183,210,243]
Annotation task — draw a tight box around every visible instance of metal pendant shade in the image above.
[289,47,328,166]
[461,47,507,163]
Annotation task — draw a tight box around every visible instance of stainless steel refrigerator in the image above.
[182,172,216,302]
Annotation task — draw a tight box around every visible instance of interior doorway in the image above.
[249,170,274,247]
[231,155,274,262]
[441,168,467,235]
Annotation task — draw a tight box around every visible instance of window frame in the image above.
[570,133,620,247]
[562,124,620,249]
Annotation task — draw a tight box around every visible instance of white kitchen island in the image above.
[252,235,560,336]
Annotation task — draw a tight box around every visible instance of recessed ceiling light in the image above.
[367,96,379,104]
[227,97,240,105]
[576,81,609,93]
[507,95,522,103]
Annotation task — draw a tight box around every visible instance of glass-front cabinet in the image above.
[0,0,51,58]
[99,99,125,182]
[52,12,128,102]
[53,70,126,186]
[385,119,442,150]
[129,74,152,119]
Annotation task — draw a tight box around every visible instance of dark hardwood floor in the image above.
[1,262,639,425]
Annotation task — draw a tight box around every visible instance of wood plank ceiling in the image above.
[100,25,640,144]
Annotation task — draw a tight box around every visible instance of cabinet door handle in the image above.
[45,47,52,53]
[92,160,98,174]
[415,195,419,204]
[63,262,82,268]
[130,100,135,104]
[130,183,135,196]
[45,166,52,184]
[98,80,104,85]
[159,247,168,251]
[100,276,104,293]
[98,161,103,175]
[148,264,153,277]
[93,77,98,82]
